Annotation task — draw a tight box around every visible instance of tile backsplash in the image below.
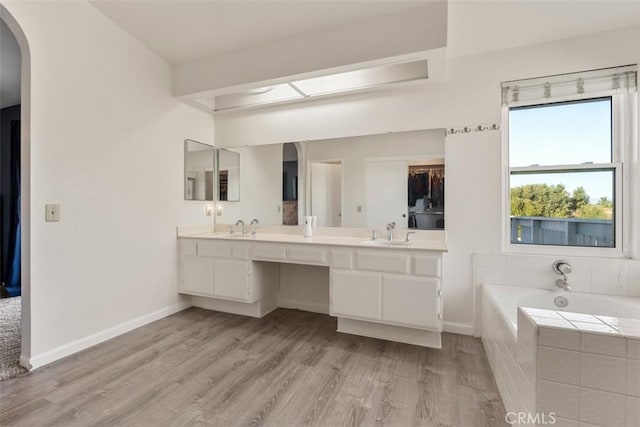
[474,253,640,297]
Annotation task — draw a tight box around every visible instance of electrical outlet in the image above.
[45,204,60,222]
[277,205,281,213]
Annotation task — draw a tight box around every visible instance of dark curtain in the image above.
[5,120,20,296]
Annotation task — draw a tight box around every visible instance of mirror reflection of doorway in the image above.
[310,161,342,227]
[366,160,409,228]
[282,143,298,225]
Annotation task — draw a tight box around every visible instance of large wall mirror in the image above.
[184,139,214,201]
[217,149,240,201]
[215,129,445,229]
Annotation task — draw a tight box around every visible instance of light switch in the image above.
[45,204,60,222]
[277,205,281,213]
[205,204,214,217]
[357,205,362,213]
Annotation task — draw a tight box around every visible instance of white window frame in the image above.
[502,93,636,258]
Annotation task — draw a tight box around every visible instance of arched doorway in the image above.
[0,4,31,372]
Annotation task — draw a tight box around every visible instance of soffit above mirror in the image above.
[208,59,430,112]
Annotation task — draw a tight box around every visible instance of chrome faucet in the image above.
[386,222,396,242]
[235,219,247,237]
[370,230,378,241]
[405,231,416,243]
[552,260,572,291]
[250,219,259,237]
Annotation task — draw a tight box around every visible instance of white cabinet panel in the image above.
[331,270,381,321]
[382,275,440,329]
[286,246,327,265]
[214,259,250,301]
[232,243,250,260]
[331,250,353,269]
[251,245,286,261]
[355,251,409,274]
[181,256,214,295]
[412,256,441,277]
[180,239,197,256]
[198,241,232,258]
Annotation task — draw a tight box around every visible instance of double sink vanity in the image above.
[178,226,447,348]
[182,129,448,348]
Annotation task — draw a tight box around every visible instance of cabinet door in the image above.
[181,255,215,295]
[382,275,440,329]
[214,259,250,301]
[331,269,381,321]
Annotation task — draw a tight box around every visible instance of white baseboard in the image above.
[19,354,31,370]
[276,299,329,315]
[28,300,192,370]
[443,321,475,336]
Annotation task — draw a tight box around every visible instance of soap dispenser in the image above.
[303,216,313,238]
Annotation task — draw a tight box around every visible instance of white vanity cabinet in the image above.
[330,251,442,331]
[179,239,256,302]
[178,235,445,348]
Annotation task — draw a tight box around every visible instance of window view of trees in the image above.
[511,184,613,220]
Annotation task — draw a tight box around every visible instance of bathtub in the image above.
[483,283,640,338]
[481,283,640,425]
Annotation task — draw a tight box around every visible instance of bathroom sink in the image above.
[361,240,410,247]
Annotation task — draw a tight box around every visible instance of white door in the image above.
[310,162,342,227]
[366,160,408,228]
[331,270,381,321]
[381,275,440,329]
[214,259,250,301]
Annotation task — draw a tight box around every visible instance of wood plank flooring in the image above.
[0,308,506,426]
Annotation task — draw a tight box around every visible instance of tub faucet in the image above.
[386,222,396,242]
[235,219,247,237]
[552,260,572,291]
[250,219,259,237]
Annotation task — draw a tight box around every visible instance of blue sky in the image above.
[509,98,613,201]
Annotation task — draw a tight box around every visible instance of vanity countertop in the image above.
[178,231,447,252]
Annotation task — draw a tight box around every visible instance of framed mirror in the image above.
[217,148,240,201]
[184,139,214,201]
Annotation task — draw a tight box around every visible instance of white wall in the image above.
[216,144,283,226]
[2,0,214,367]
[214,25,640,332]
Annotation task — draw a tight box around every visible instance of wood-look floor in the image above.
[0,308,506,427]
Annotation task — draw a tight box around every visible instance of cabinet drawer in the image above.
[287,246,327,265]
[198,241,232,258]
[412,255,441,277]
[355,251,409,274]
[331,269,381,321]
[382,275,440,329]
[251,244,286,261]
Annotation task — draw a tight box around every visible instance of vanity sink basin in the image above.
[361,240,410,247]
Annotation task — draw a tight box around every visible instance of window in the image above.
[502,66,637,254]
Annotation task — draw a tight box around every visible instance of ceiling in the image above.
[0,19,21,109]
[91,0,640,68]
[89,1,426,65]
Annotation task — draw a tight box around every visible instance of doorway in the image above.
[1,4,31,374]
[310,161,342,227]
